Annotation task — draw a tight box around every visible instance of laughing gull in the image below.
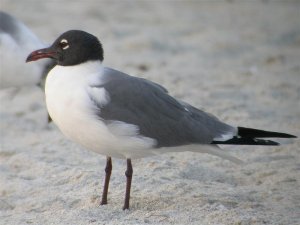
[0,11,54,89]
[26,30,297,210]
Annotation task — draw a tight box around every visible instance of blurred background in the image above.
[0,1,299,225]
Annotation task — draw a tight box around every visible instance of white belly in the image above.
[45,62,156,159]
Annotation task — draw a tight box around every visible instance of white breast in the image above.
[45,61,156,159]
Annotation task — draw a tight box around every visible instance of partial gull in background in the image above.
[0,11,54,90]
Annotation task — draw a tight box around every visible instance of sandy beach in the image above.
[0,1,299,224]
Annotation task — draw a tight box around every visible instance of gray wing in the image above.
[90,67,235,148]
[0,11,20,42]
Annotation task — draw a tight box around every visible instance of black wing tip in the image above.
[285,134,297,138]
[263,140,280,146]
[211,137,280,146]
[237,127,297,139]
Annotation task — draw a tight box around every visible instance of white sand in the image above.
[1,1,299,224]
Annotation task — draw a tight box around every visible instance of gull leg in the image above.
[123,158,133,210]
[100,156,112,205]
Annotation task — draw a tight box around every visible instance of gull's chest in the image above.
[46,67,87,120]
[45,64,107,133]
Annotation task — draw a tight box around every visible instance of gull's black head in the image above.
[26,30,104,66]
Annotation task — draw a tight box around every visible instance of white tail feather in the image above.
[188,145,243,164]
[156,144,243,164]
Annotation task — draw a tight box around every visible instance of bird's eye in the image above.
[60,39,69,50]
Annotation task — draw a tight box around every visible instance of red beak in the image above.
[26,48,56,62]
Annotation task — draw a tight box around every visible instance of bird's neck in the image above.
[55,60,103,74]
[46,60,104,90]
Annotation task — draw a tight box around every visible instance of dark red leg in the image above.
[123,158,133,210]
[100,156,112,205]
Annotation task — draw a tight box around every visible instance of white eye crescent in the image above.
[60,39,69,50]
